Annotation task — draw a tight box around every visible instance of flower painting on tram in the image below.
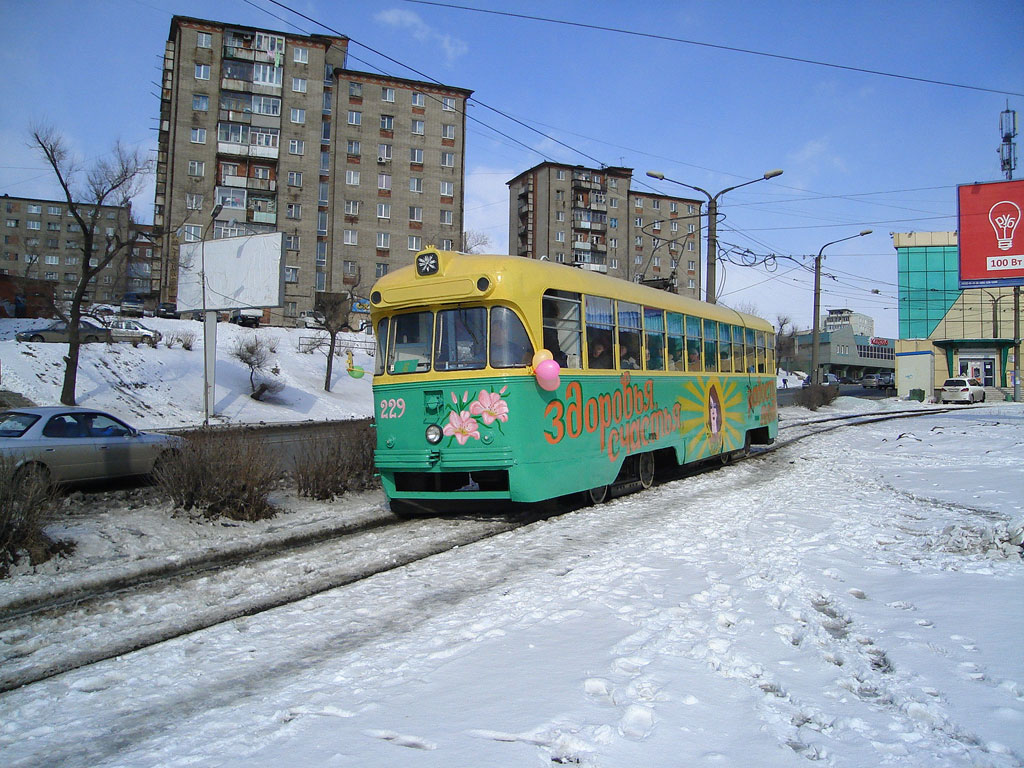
[442,387,510,445]
[676,378,746,459]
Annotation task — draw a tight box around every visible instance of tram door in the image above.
[959,358,995,387]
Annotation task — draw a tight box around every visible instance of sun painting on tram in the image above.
[677,377,747,459]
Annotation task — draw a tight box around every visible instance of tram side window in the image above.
[667,312,684,370]
[389,311,433,374]
[703,318,718,372]
[542,290,581,368]
[756,330,767,373]
[374,317,389,376]
[767,331,776,373]
[732,325,745,372]
[434,307,486,371]
[745,327,756,373]
[585,295,614,369]
[489,306,533,368]
[718,323,732,373]
[643,307,665,370]
[617,301,641,369]
[686,315,702,371]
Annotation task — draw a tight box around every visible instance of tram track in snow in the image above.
[0,403,985,694]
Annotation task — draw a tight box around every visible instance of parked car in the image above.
[120,295,145,317]
[107,318,162,345]
[878,372,895,387]
[940,377,986,404]
[156,302,180,319]
[229,308,262,328]
[15,320,113,344]
[861,374,880,388]
[803,373,839,387]
[0,406,184,485]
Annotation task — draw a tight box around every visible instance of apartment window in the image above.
[190,128,206,144]
[47,222,60,231]
[441,152,455,167]
[635,254,643,265]
[320,151,330,172]
[376,263,389,278]
[377,202,391,219]
[378,173,391,191]
[688,223,696,233]
[440,209,453,225]
[411,119,424,135]
[288,139,305,155]
[188,160,205,177]
[192,94,209,111]
[378,143,393,161]
[634,236,643,246]
[348,111,361,126]
[671,221,679,232]
[409,177,423,193]
[555,211,565,222]
[284,267,298,283]
[252,95,281,116]
[290,108,306,124]
[610,257,619,269]
[315,272,326,291]
[441,238,454,250]
[651,199,661,210]
[287,203,302,219]
[670,202,678,213]
[554,190,563,202]
[609,238,618,248]
[294,47,308,64]
[688,204,696,214]
[285,301,298,317]
[344,229,357,245]
[45,272,58,281]
[323,91,332,113]
[380,114,394,130]
[377,232,390,248]
[318,211,328,234]
[344,260,357,275]
[284,235,300,250]
[411,92,425,107]
[195,64,210,80]
[440,180,454,197]
[44,254,58,265]
[349,81,362,97]
[186,193,203,210]
[287,171,303,187]
[48,238,58,248]
[635,198,644,209]
[381,86,395,102]
[609,198,618,208]
[197,31,212,48]
[555,231,565,242]
[688,279,696,290]
[634,217,643,227]
[183,225,201,242]
[252,127,280,148]
[609,217,618,228]
[319,182,329,204]
[408,206,423,222]
[346,170,360,186]
[407,235,421,251]
[64,272,76,283]
[292,77,307,93]
[26,220,41,230]
[409,148,423,163]
[652,221,661,231]
[442,124,455,140]
[344,200,359,215]
[321,121,331,142]
[687,241,695,252]
[47,205,61,215]
[442,97,455,111]
[317,242,328,265]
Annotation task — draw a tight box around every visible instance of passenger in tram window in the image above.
[588,331,613,369]
[620,343,639,370]
[667,338,684,370]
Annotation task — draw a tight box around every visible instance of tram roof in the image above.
[370,249,773,331]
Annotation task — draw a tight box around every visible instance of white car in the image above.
[107,318,162,345]
[940,377,986,404]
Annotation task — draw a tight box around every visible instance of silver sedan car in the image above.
[0,407,184,485]
[106,318,162,345]
[940,377,987,404]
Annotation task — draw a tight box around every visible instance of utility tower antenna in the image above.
[999,102,1017,180]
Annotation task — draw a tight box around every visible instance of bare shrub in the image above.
[165,330,196,351]
[796,384,840,411]
[154,431,280,521]
[0,456,71,577]
[293,422,379,501]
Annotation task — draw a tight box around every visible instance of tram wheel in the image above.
[719,449,733,466]
[638,452,655,490]
[585,484,610,505]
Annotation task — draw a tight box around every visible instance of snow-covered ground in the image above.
[1,393,1022,767]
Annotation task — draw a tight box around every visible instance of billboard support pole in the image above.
[1015,285,1021,403]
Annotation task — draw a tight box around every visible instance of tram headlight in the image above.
[425,424,444,444]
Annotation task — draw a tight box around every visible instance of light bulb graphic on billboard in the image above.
[958,180,1024,288]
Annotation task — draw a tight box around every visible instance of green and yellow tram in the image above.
[369,248,777,511]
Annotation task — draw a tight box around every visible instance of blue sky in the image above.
[2,0,1021,337]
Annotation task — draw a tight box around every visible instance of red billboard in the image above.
[958,179,1024,288]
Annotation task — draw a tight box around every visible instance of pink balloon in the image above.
[535,358,561,391]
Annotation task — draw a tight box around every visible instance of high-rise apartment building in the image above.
[2,195,148,305]
[507,162,703,298]
[155,16,471,324]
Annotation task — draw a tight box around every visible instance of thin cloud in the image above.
[375,9,468,65]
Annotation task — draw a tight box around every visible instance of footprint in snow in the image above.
[364,729,437,750]
[618,704,655,740]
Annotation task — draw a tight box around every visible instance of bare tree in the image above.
[308,291,354,392]
[31,127,152,405]
[775,314,796,375]
[460,230,492,254]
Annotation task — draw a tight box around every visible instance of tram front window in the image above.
[389,311,433,374]
[434,307,487,371]
[490,306,533,368]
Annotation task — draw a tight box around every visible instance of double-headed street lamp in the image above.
[646,168,783,304]
[810,229,872,386]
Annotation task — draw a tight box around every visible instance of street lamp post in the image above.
[646,168,783,304]
[201,203,223,427]
[810,230,872,385]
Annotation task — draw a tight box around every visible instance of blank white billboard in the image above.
[177,233,285,311]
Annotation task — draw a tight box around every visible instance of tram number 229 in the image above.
[380,398,406,419]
